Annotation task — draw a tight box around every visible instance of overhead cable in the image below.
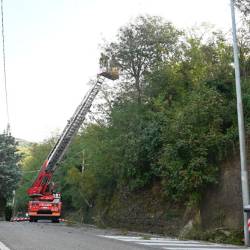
[1,0,10,132]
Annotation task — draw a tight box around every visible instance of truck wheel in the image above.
[52,218,59,223]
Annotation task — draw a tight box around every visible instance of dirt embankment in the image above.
[79,153,245,244]
[201,155,243,230]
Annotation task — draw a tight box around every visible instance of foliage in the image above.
[159,86,233,202]
[0,132,21,202]
[16,15,250,215]
[101,15,183,103]
[5,205,12,221]
[15,139,53,211]
[235,0,250,17]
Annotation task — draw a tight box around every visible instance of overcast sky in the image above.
[0,0,237,142]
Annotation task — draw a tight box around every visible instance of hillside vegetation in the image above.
[15,14,250,242]
[0,132,21,219]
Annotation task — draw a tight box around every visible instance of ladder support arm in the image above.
[27,74,107,197]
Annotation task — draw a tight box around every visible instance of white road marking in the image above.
[99,235,248,250]
[139,242,223,246]
[162,248,245,250]
[0,241,10,250]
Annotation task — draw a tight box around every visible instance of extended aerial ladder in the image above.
[27,69,118,222]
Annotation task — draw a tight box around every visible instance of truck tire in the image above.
[29,217,38,222]
[52,217,59,223]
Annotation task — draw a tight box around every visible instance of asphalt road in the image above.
[0,221,146,250]
[0,221,248,250]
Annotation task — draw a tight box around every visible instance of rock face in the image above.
[179,220,194,238]
[83,153,244,241]
[104,186,185,236]
[200,155,243,230]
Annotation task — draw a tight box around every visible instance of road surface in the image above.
[0,221,248,250]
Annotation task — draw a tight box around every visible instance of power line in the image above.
[1,0,10,131]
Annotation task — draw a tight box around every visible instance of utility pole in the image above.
[12,190,16,218]
[230,0,250,246]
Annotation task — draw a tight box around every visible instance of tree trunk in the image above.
[0,197,6,220]
[135,77,141,104]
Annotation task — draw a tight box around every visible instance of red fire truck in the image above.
[27,69,118,222]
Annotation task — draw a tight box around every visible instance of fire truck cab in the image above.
[28,193,61,223]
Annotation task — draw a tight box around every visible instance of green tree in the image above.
[0,132,21,216]
[235,0,250,17]
[14,15,247,225]
[159,85,235,203]
[238,23,250,80]
[180,28,233,90]
[15,139,53,211]
[102,15,182,103]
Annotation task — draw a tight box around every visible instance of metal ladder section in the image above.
[45,75,105,173]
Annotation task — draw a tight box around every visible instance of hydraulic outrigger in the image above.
[27,68,118,222]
